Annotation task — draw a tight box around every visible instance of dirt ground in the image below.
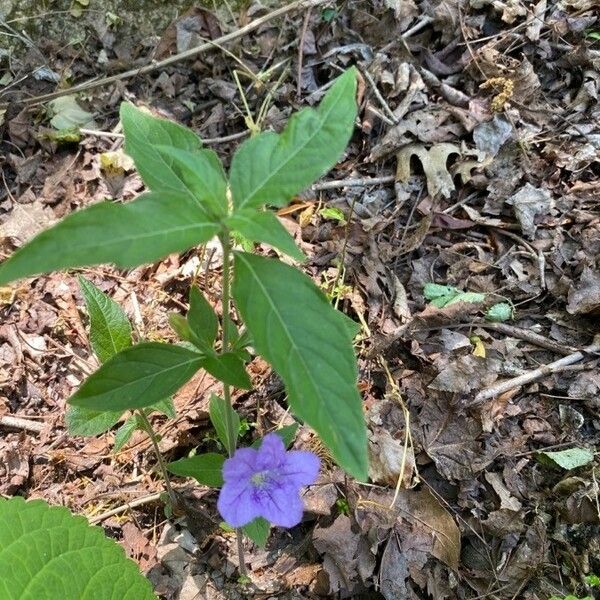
[1,0,599,598]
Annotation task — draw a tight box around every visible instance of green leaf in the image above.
[120,102,203,195]
[423,283,457,300]
[229,68,357,210]
[188,286,218,351]
[485,302,513,322]
[275,423,299,447]
[423,283,485,308]
[226,210,305,262]
[200,352,252,389]
[232,252,367,480]
[586,574,600,586]
[113,415,142,452]
[0,497,156,600]
[68,342,203,412]
[153,145,228,217]
[150,397,176,419]
[0,192,220,285]
[340,312,361,339]
[538,447,594,470]
[209,394,240,452]
[169,313,193,341]
[319,207,347,224]
[78,276,132,363]
[167,453,225,487]
[445,291,485,306]
[65,405,123,437]
[242,517,270,547]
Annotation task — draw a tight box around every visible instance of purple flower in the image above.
[217,433,320,528]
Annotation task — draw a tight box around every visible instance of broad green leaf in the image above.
[153,145,227,216]
[66,278,133,436]
[274,423,299,447]
[445,291,485,306]
[423,283,457,300]
[229,68,357,210]
[65,405,122,437]
[0,192,220,285]
[167,452,225,487]
[120,102,203,195]
[113,415,142,452]
[340,312,361,339]
[538,447,594,470]
[424,283,485,308]
[150,397,176,419]
[200,352,252,389]
[226,210,305,262]
[242,517,270,548]
[188,286,218,351]
[68,342,203,411]
[0,497,156,600]
[232,252,367,480]
[169,313,193,342]
[78,276,132,363]
[209,393,240,453]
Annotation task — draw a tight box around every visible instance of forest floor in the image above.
[1,0,599,598]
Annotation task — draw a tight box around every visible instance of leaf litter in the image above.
[0,0,599,598]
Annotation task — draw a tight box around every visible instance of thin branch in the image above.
[0,415,45,433]
[88,492,162,524]
[312,174,395,191]
[472,342,600,405]
[479,322,576,355]
[4,0,330,108]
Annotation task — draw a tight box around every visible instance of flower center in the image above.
[250,470,269,488]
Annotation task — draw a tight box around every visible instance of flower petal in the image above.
[281,451,320,487]
[222,447,258,482]
[257,483,304,528]
[255,433,286,470]
[217,480,260,527]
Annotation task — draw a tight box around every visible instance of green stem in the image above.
[137,410,178,509]
[219,231,248,578]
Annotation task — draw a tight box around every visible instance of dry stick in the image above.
[312,174,395,191]
[479,322,576,356]
[0,414,45,433]
[6,0,330,108]
[473,342,600,405]
[88,492,162,525]
[296,6,312,99]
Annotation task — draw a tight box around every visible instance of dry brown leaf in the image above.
[396,143,461,198]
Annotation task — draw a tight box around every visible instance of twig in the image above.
[88,492,162,524]
[479,322,576,355]
[0,414,45,433]
[359,67,399,125]
[312,175,395,191]
[472,342,600,405]
[80,128,248,145]
[4,0,330,108]
[296,6,312,99]
[493,228,546,290]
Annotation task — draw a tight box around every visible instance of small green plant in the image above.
[549,574,600,600]
[0,67,368,583]
[0,497,155,599]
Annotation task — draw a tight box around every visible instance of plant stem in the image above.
[137,410,178,509]
[219,232,248,578]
